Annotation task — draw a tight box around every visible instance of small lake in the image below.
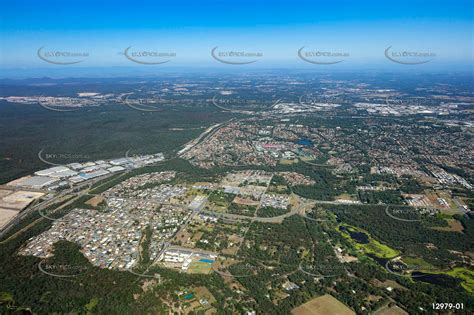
[340,226,370,244]
[412,272,461,289]
[297,138,313,146]
[183,293,194,300]
[367,254,389,267]
[369,256,462,290]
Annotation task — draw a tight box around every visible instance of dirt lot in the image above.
[191,231,203,243]
[432,219,464,232]
[374,305,408,315]
[85,195,104,207]
[194,286,216,304]
[0,189,44,229]
[233,196,260,206]
[173,229,192,246]
[0,190,44,211]
[0,208,18,229]
[221,234,243,255]
[291,294,355,315]
[0,189,11,198]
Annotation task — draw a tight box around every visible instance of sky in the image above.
[0,0,473,75]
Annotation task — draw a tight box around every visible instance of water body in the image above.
[183,293,194,300]
[412,272,461,289]
[367,254,389,267]
[297,138,313,146]
[369,255,461,289]
[340,226,370,244]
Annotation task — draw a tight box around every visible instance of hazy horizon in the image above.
[1,0,473,76]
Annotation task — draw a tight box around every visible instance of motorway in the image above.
[200,198,407,224]
[176,118,235,157]
[0,117,230,242]
[0,171,127,240]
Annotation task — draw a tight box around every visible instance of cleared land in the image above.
[291,294,355,315]
[85,196,104,207]
[0,208,18,229]
[431,219,464,232]
[374,305,408,315]
[0,190,44,211]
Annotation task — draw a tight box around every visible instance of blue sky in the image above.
[1,0,473,72]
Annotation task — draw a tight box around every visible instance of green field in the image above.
[339,224,400,259]
[445,268,474,293]
[401,256,436,270]
[208,190,235,208]
[187,261,213,274]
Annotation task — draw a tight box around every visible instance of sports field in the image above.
[187,261,213,274]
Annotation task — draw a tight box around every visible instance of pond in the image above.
[367,254,389,267]
[412,272,461,289]
[340,226,370,244]
[183,293,194,300]
[297,138,313,146]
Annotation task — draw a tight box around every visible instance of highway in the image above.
[0,171,125,240]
